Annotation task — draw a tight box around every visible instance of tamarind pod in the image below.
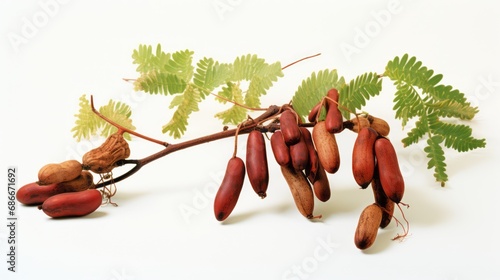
[325,88,343,133]
[57,171,95,192]
[279,109,301,145]
[307,102,322,123]
[367,115,390,137]
[82,132,130,173]
[352,127,378,189]
[16,182,65,205]
[280,165,319,219]
[37,160,82,185]
[374,137,405,203]
[312,121,340,174]
[300,127,319,182]
[213,157,246,221]
[289,133,310,171]
[354,203,383,250]
[312,163,331,202]
[270,131,291,166]
[345,116,371,133]
[39,189,102,218]
[246,130,269,199]
[371,166,395,228]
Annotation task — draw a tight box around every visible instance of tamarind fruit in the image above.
[57,171,95,192]
[300,127,319,182]
[213,157,246,221]
[312,121,340,174]
[289,132,310,171]
[354,203,383,250]
[280,165,319,219]
[311,163,331,202]
[371,166,395,228]
[279,109,301,145]
[352,127,378,188]
[270,131,291,166]
[246,130,269,199]
[16,182,65,205]
[367,115,390,137]
[37,160,82,185]
[307,102,322,123]
[82,132,130,173]
[325,88,343,133]
[39,189,102,218]
[345,116,371,133]
[374,137,405,203]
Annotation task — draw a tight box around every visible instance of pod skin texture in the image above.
[246,131,269,198]
[280,110,301,145]
[312,121,340,174]
[352,127,378,188]
[301,127,319,182]
[354,203,383,250]
[307,102,322,123]
[371,166,395,229]
[325,88,343,133]
[368,115,390,137]
[37,160,82,185]
[280,165,316,219]
[213,157,246,221]
[374,137,405,203]
[289,133,310,171]
[16,182,65,205]
[40,189,102,218]
[311,163,331,202]
[270,131,291,166]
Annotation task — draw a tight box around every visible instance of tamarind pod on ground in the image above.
[280,165,318,219]
[16,182,65,205]
[325,88,343,133]
[270,131,291,166]
[246,131,269,199]
[213,157,246,221]
[374,137,405,203]
[301,127,319,182]
[57,171,95,192]
[289,133,310,171]
[312,121,340,174]
[371,166,395,228]
[39,189,102,218]
[82,132,130,173]
[37,160,82,185]
[280,109,301,145]
[367,115,390,137]
[352,127,378,189]
[312,163,331,202]
[354,203,383,250]
[307,102,322,123]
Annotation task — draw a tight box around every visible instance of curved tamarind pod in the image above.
[311,163,331,202]
[367,115,390,137]
[39,189,102,218]
[246,130,269,199]
[352,127,378,188]
[289,133,310,171]
[280,109,301,145]
[354,203,383,250]
[280,165,319,219]
[16,182,65,205]
[82,132,130,174]
[374,137,405,203]
[37,160,82,185]
[300,127,319,182]
[371,166,395,228]
[312,121,340,174]
[270,131,291,166]
[58,171,95,192]
[307,102,323,123]
[213,157,246,221]
[325,88,343,133]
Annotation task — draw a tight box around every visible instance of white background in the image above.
[1,1,499,279]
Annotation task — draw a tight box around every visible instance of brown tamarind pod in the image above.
[39,189,103,218]
[37,160,83,185]
[307,102,323,123]
[352,127,378,188]
[325,88,343,133]
[16,182,66,205]
[289,133,310,171]
[371,166,395,228]
[301,127,319,182]
[354,203,383,250]
[311,163,331,202]
[213,157,246,221]
[57,171,95,192]
[367,115,390,137]
[82,132,130,173]
[280,109,301,145]
[345,116,371,133]
[246,130,269,199]
[312,121,340,174]
[270,131,291,166]
[280,165,319,219]
[374,137,405,203]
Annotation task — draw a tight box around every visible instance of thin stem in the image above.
[282,53,321,70]
[210,92,267,111]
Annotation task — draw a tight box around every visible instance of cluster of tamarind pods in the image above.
[214,88,407,249]
[16,132,131,218]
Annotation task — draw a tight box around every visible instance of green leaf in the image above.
[134,70,187,95]
[430,121,486,152]
[71,94,102,141]
[292,69,345,119]
[338,72,382,119]
[424,135,448,186]
[193,57,232,93]
[132,44,170,74]
[426,99,478,120]
[401,114,430,147]
[392,83,425,127]
[162,85,202,138]
[244,61,283,109]
[214,82,247,124]
[98,99,136,140]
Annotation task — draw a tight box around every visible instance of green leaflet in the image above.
[338,72,382,119]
